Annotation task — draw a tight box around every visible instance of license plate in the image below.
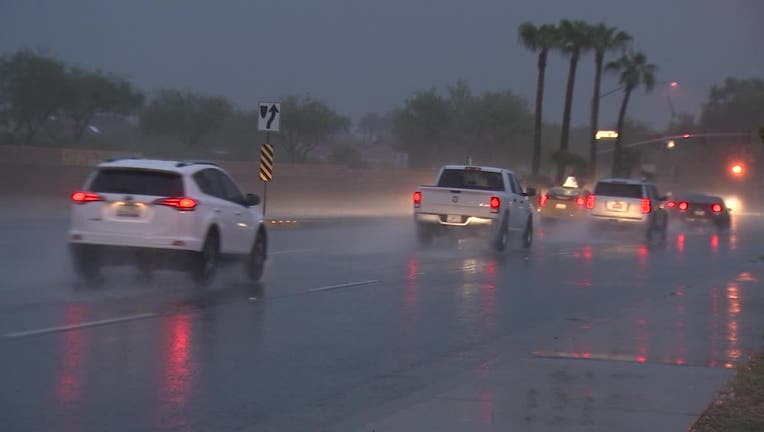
[116,203,141,217]
[607,200,627,212]
[446,214,462,223]
[694,210,705,216]
[555,203,567,209]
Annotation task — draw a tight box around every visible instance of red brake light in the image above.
[666,201,676,208]
[155,197,198,210]
[576,196,585,207]
[585,194,595,209]
[711,203,723,213]
[538,194,548,207]
[490,196,500,213]
[641,198,652,214]
[71,191,103,204]
[678,201,689,211]
[413,191,422,208]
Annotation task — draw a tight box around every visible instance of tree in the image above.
[357,111,394,148]
[63,68,143,142]
[587,23,631,177]
[518,22,559,176]
[391,88,451,167]
[278,94,350,163]
[140,89,233,149]
[606,51,657,176]
[700,77,764,132]
[0,50,69,144]
[556,20,592,183]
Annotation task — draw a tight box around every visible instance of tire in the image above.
[522,217,533,249]
[70,244,100,281]
[492,217,509,252]
[246,232,266,282]
[191,230,219,284]
[416,224,434,246]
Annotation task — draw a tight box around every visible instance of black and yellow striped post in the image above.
[259,143,274,216]
[259,143,274,182]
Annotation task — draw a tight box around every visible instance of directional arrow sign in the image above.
[258,102,281,132]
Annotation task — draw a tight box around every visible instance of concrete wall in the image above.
[0,146,435,218]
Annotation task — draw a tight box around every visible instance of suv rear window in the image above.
[437,169,505,191]
[594,182,643,198]
[90,169,184,197]
[548,187,581,197]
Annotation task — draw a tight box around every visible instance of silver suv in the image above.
[586,178,668,241]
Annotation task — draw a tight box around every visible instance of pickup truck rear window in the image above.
[90,168,184,197]
[437,169,505,191]
[594,182,642,198]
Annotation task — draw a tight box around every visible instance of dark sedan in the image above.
[666,193,731,231]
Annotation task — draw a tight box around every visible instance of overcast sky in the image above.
[1,0,762,129]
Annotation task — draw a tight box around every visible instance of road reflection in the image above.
[158,313,194,431]
[57,304,89,407]
[725,283,741,368]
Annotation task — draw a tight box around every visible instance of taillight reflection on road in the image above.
[676,233,685,253]
[710,234,719,252]
[159,313,194,430]
[57,304,89,406]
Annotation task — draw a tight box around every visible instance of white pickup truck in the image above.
[413,165,536,250]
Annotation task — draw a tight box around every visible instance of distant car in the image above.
[586,178,668,241]
[68,159,267,283]
[665,193,731,231]
[537,186,591,222]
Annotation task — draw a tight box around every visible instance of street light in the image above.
[666,140,676,149]
[730,163,744,176]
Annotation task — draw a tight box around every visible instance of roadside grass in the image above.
[690,352,764,431]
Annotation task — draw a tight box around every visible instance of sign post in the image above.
[257,102,281,217]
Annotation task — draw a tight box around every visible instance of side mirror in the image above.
[245,193,261,207]
[523,187,537,197]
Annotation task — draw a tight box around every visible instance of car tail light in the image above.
[711,203,723,213]
[666,201,675,208]
[490,196,500,213]
[154,197,198,210]
[538,194,548,207]
[413,191,422,208]
[71,191,103,204]
[641,198,652,214]
[576,196,585,207]
[678,201,689,211]
[585,194,595,209]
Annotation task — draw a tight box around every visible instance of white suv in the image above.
[68,159,267,283]
[586,178,668,241]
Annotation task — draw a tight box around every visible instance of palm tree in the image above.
[606,51,657,176]
[587,24,631,178]
[518,22,559,176]
[556,20,592,184]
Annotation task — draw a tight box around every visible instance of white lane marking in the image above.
[270,248,319,255]
[308,280,380,293]
[3,313,158,339]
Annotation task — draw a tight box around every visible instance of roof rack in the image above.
[175,160,219,168]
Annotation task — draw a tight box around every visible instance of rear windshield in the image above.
[437,169,505,191]
[90,168,184,197]
[594,182,643,198]
[548,187,582,197]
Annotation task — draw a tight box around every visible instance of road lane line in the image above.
[270,248,319,255]
[308,280,380,293]
[3,313,158,339]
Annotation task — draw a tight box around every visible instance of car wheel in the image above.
[246,233,266,282]
[192,230,219,284]
[70,244,100,281]
[492,218,509,252]
[416,224,434,246]
[522,217,533,249]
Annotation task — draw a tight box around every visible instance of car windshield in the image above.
[436,169,504,191]
[90,168,184,196]
[594,182,642,198]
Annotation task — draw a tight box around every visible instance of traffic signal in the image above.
[730,162,745,177]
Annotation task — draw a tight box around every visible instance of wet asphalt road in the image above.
[1,213,764,431]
